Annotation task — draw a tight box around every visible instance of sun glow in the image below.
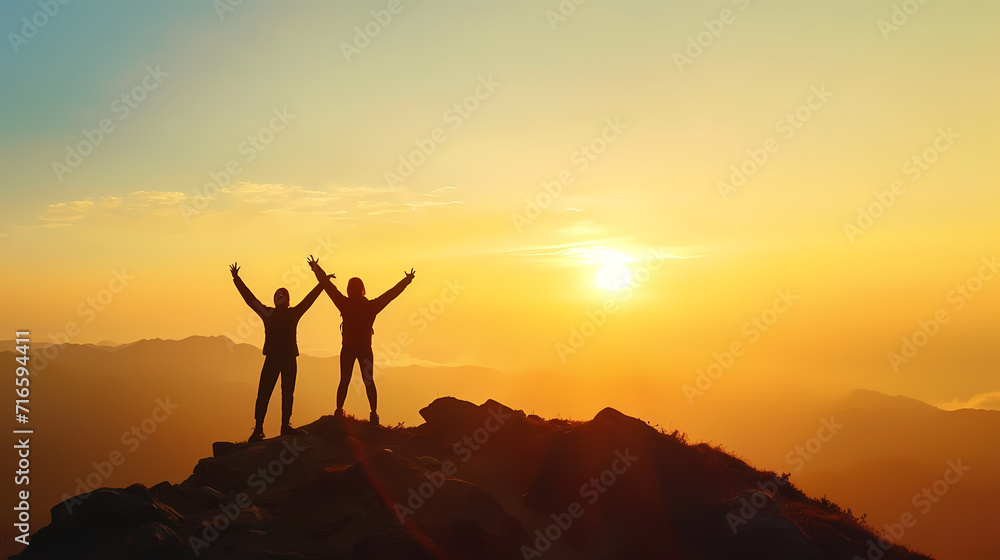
[595,263,632,290]
[591,249,633,291]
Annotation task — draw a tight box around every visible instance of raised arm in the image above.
[307,255,346,308]
[373,268,415,313]
[293,281,326,318]
[230,263,267,317]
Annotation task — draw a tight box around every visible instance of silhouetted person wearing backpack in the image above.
[308,256,414,425]
[231,260,329,442]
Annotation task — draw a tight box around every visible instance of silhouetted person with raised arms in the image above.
[308,256,414,425]
[230,260,329,442]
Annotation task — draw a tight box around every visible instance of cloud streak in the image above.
[39,183,463,225]
[507,240,702,267]
[940,392,1000,411]
[40,192,184,226]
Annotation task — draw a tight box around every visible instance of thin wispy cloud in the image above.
[940,392,1000,411]
[507,240,703,266]
[37,183,463,225]
[39,192,184,226]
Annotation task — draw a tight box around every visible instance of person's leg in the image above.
[279,356,297,427]
[253,355,280,437]
[359,346,377,415]
[337,347,356,412]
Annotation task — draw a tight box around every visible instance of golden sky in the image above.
[1,0,998,410]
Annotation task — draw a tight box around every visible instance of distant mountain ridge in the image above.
[732,388,1000,560]
[1,337,993,559]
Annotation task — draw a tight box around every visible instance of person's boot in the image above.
[248,426,265,443]
[369,411,379,425]
[281,423,304,436]
[334,408,345,419]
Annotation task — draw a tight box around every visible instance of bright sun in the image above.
[591,249,633,291]
[596,264,632,291]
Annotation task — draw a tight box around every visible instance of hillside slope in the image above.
[0,336,508,536]
[12,398,934,560]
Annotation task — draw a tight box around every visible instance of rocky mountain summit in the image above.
[12,398,933,560]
